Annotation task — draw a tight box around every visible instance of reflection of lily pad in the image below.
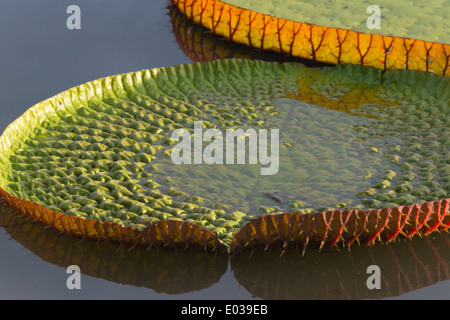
[0,204,228,294]
[4,198,450,299]
[0,59,449,254]
[172,0,450,76]
[169,4,328,67]
[231,232,450,299]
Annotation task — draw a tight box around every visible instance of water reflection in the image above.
[3,198,450,299]
[0,200,227,295]
[169,4,331,67]
[231,233,450,299]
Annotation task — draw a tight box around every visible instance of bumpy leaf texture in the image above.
[0,59,448,255]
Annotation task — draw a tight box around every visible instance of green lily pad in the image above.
[0,59,448,250]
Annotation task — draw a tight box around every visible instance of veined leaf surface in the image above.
[172,0,450,76]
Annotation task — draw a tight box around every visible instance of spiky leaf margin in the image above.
[0,59,448,256]
[171,0,450,76]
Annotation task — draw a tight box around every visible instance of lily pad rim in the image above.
[0,59,448,256]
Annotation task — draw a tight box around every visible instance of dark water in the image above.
[0,0,449,299]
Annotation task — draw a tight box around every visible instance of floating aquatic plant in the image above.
[171,0,450,76]
[0,59,448,255]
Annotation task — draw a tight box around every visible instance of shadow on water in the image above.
[3,198,450,299]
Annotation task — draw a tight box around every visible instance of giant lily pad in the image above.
[171,0,450,76]
[0,59,449,255]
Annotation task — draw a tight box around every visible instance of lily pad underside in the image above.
[0,59,449,256]
[171,0,450,76]
[170,4,330,66]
